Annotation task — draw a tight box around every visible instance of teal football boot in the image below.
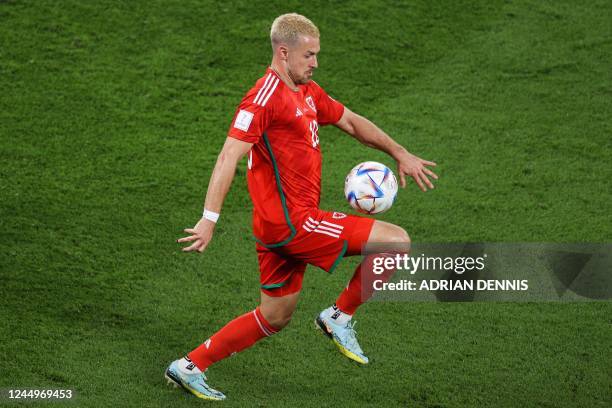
[315,312,369,364]
[165,359,226,401]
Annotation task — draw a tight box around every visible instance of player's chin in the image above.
[300,73,313,83]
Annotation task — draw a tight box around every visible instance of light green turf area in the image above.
[1,0,611,407]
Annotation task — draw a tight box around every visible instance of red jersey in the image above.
[228,68,345,247]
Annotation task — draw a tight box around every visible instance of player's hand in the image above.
[177,218,215,253]
[396,150,438,191]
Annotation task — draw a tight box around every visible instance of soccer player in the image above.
[165,13,438,400]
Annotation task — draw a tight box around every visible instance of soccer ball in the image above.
[344,161,398,214]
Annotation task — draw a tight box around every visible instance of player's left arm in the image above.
[334,107,438,191]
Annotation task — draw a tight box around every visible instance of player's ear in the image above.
[277,44,289,61]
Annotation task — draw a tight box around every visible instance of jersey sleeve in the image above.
[227,92,275,144]
[311,82,345,126]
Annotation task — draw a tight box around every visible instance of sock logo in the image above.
[330,304,342,320]
[182,356,196,371]
[204,339,212,349]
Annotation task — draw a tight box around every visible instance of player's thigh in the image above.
[257,245,304,328]
[258,244,306,296]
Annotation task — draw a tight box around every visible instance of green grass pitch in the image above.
[1,0,611,406]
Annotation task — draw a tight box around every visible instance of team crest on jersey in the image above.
[332,212,347,219]
[305,96,317,112]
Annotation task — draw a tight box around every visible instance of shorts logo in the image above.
[305,96,317,112]
[302,217,344,239]
[234,109,254,132]
[332,212,347,219]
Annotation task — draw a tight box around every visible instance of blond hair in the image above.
[270,13,319,47]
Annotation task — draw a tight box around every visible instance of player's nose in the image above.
[311,55,318,69]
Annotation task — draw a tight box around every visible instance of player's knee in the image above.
[260,306,294,330]
[391,227,410,244]
[370,222,410,246]
[266,312,293,330]
[381,226,410,255]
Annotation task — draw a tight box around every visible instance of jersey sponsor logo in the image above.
[302,217,344,239]
[332,212,347,219]
[309,120,319,148]
[234,109,254,132]
[253,73,280,106]
[305,96,317,112]
[296,107,303,117]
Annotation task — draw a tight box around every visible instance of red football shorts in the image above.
[257,208,375,297]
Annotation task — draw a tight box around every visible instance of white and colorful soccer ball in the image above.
[344,161,398,214]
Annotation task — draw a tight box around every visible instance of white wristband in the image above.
[203,209,219,223]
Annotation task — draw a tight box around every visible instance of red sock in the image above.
[188,307,278,371]
[336,254,397,315]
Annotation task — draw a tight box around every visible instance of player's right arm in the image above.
[179,72,276,252]
[178,137,253,253]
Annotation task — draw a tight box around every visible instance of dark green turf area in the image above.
[1,0,611,406]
